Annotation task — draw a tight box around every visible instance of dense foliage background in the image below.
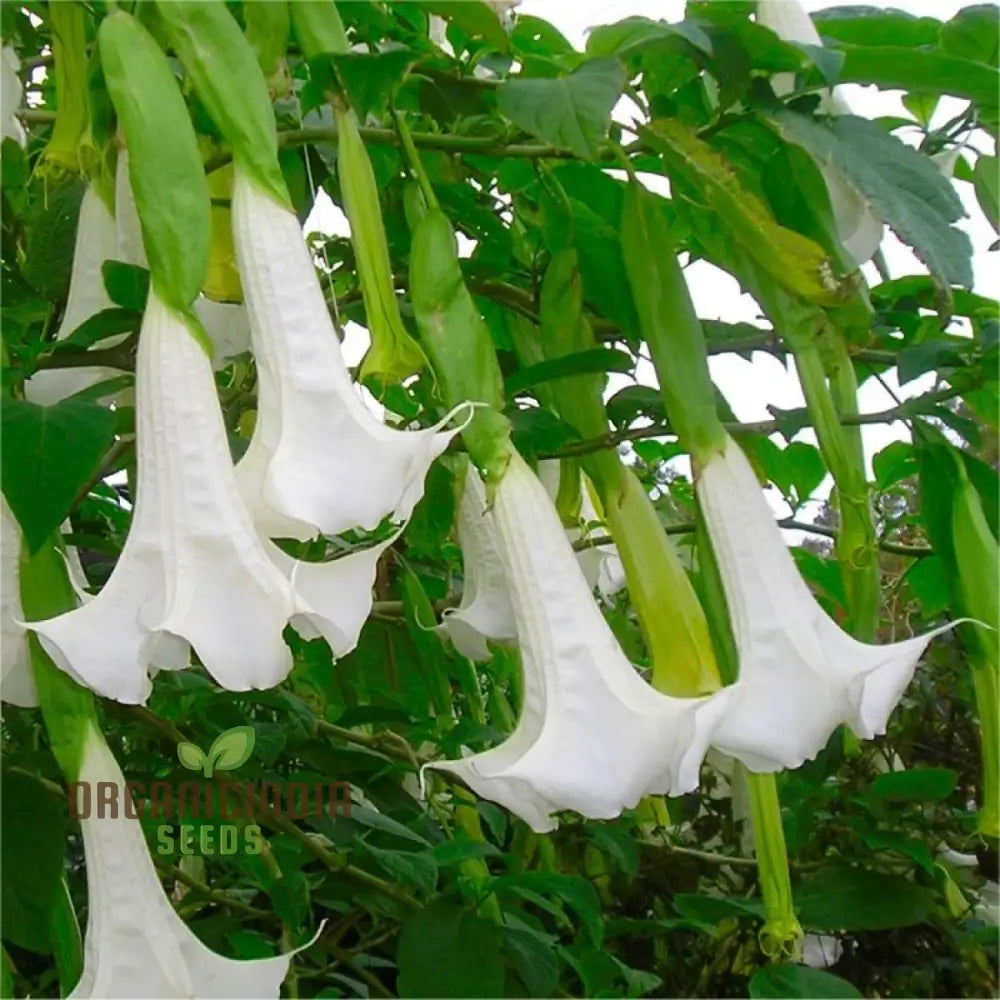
[1,1,998,997]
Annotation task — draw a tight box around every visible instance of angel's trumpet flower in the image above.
[25,187,122,405]
[756,0,883,265]
[30,292,390,704]
[69,722,314,998]
[426,452,732,832]
[231,168,465,540]
[1,498,36,706]
[2,44,25,145]
[698,435,957,771]
[437,464,517,661]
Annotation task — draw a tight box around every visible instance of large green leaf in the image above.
[1,771,66,954]
[1,397,116,552]
[940,5,1000,67]
[868,766,958,802]
[497,59,625,159]
[796,866,937,930]
[776,111,974,290]
[504,346,633,395]
[750,965,863,999]
[396,899,505,998]
[488,871,604,946]
[811,8,941,48]
[836,44,999,107]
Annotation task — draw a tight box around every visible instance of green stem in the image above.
[394,111,439,212]
[794,344,879,640]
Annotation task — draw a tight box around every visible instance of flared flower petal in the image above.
[1,498,36,706]
[426,452,731,832]
[437,465,517,661]
[194,298,252,369]
[25,186,122,405]
[69,724,310,999]
[232,169,464,540]
[697,436,956,772]
[29,291,384,703]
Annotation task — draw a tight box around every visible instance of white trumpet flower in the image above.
[437,465,517,661]
[757,0,883,265]
[69,723,314,998]
[426,451,732,833]
[1,44,25,146]
[1,497,36,707]
[536,460,625,599]
[697,436,956,772]
[231,169,465,541]
[25,187,122,406]
[29,291,389,704]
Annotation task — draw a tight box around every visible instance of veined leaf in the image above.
[505,347,633,395]
[775,111,974,290]
[497,60,625,159]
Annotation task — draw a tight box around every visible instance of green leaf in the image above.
[585,16,712,59]
[811,8,941,48]
[207,725,257,773]
[873,440,917,489]
[314,50,413,120]
[348,804,433,847]
[101,261,150,311]
[1,398,116,552]
[497,60,625,159]
[940,5,999,67]
[1,771,66,954]
[505,346,634,395]
[488,871,603,946]
[23,182,84,299]
[796,866,937,930]
[49,877,83,995]
[397,899,505,998]
[176,741,207,772]
[868,766,959,802]
[362,844,438,894]
[775,111,973,290]
[904,556,952,618]
[420,0,508,51]
[750,965,862,999]
[504,925,560,998]
[973,155,999,233]
[835,44,1000,107]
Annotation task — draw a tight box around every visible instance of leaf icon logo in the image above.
[176,726,256,778]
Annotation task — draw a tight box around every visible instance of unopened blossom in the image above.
[697,435,957,772]
[69,724,315,998]
[757,0,883,265]
[30,291,390,704]
[426,451,733,833]
[232,167,466,541]
[25,187,122,405]
[437,464,517,661]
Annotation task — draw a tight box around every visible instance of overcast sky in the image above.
[310,1,996,521]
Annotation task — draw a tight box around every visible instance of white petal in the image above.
[427,452,728,832]
[1,498,36,706]
[195,298,251,369]
[69,725,298,999]
[437,466,517,661]
[1,45,25,146]
[697,436,955,771]
[115,150,148,269]
[232,169,461,539]
[821,161,884,267]
[30,292,321,702]
[25,187,123,406]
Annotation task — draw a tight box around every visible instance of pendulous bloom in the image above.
[231,168,467,541]
[29,291,390,704]
[25,186,122,406]
[697,435,957,771]
[436,464,517,661]
[1,498,36,707]
[69,723,313,998]
[426,452,732,833]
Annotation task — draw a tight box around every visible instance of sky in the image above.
[306,0,997,522]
